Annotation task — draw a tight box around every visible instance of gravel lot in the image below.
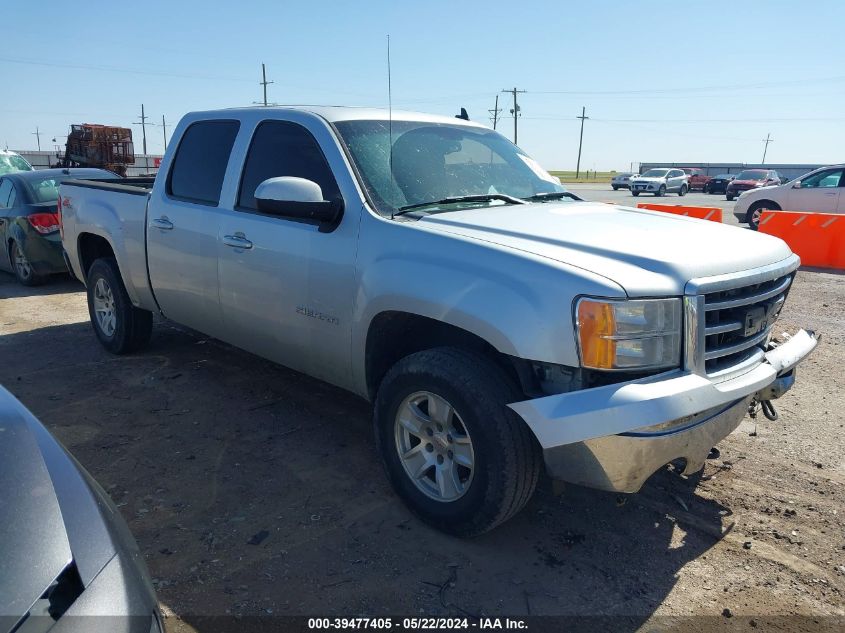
[567,183,744,227]
[1,260,843,631]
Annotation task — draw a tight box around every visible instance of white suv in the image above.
[733,164,845,227]
[630,168,689,197]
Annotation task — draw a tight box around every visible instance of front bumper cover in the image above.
[508,329,818,492]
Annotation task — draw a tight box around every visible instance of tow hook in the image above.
[748,397,779,422]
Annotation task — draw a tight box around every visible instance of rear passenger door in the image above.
[668,169,685,192]
[146,119,239,337]
[215,116,361,387]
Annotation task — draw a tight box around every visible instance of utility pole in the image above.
[32,126,41,151]
[575,106,589,179]
[161,115,168,151]
[133,104,150,171]
[501,88,526,144]
[488,95,501,130]
[260,63,274,107]
[761,133,773,164]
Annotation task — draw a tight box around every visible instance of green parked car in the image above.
[0,168,118,285]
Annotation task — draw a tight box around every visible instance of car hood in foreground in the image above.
[418,201,793,295]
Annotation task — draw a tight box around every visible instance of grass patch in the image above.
[549,170,616,183]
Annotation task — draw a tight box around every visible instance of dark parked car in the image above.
[0,168,117,285]
[703,173,735,195]
[725,169,781,201]
[0,385,162,632]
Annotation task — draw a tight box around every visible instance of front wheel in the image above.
[632,191,640,197]
[612,185,619,191]
[726,193,735,201]
[86,258,153,354]
[374,348,541,536]
[10,241,44,286]
[746,201,780,230]
[657,185,666,197]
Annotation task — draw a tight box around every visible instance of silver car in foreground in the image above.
[0,386,162,633]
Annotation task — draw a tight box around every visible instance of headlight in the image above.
[575,298,681,370]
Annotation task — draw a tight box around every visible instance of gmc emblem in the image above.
[743,296,785,337]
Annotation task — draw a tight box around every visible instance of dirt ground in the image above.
[1,269,843,632]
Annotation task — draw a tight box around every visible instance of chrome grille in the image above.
[701,272,794,376]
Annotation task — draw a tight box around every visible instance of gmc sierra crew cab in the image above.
[59,106,818,536]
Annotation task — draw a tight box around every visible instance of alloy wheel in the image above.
[394,391,475,502]
[93,277,117,337]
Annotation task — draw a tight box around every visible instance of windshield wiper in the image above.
[394,194,526,217]
[523,191,582,202]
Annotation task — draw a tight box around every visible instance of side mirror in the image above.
[254,177,343,227]
[792,181,801,189]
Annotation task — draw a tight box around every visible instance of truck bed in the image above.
[60,178,156,310]
[62,177,156,195]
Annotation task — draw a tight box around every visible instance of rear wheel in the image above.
[86,258,153,354]
[726,193,735,201]
[632,191,640,197]
[374,347,541,536]
[679,184,688,197]
[10,241,44,286]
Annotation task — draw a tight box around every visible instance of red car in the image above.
[725,169,782,201]
[680,168,711,191]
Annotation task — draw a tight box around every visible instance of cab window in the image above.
[237,120,340,211]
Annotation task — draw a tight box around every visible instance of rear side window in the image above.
[167,120,240,205]
[237,120,340,211]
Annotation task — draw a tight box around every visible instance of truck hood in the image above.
[417,201,793,295]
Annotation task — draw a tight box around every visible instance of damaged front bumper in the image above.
[508,329,818,493]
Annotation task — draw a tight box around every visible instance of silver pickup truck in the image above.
[59,106,818,536]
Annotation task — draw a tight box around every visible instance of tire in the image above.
[679,184,688,197]
[612,186,619,191]
[632,191,640,197]
[373,347,541,537]
[9,241,45,286]
[726,193,734,201]
[86,257,153,354]
[702,184,709,194]
[746,200,780,230]
[657,185,666,197]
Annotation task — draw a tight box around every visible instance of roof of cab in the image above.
[193,105,489,128]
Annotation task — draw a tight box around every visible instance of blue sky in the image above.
[2,0,844,170]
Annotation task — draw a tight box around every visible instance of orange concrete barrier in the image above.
[758,211,845,270]
[636,203,723,223]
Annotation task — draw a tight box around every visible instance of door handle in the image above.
[151,217,174,230]
[223,234,253,250]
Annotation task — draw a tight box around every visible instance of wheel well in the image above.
[749,199,781,211]
[364,311,524,401]
[77,233,115,278]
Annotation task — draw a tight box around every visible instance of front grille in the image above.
[701,272,794,375]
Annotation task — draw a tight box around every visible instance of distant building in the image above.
[637,162,827,181]
[11,149,163,176]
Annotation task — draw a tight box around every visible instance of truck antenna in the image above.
[388,34,395,220]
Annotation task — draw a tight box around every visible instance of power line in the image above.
[762,133,773,164]
[502,87,526,144]
[489,95,501,130]
[260,63,274,107]
[132,104,151,171]
[575,107,589,179]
